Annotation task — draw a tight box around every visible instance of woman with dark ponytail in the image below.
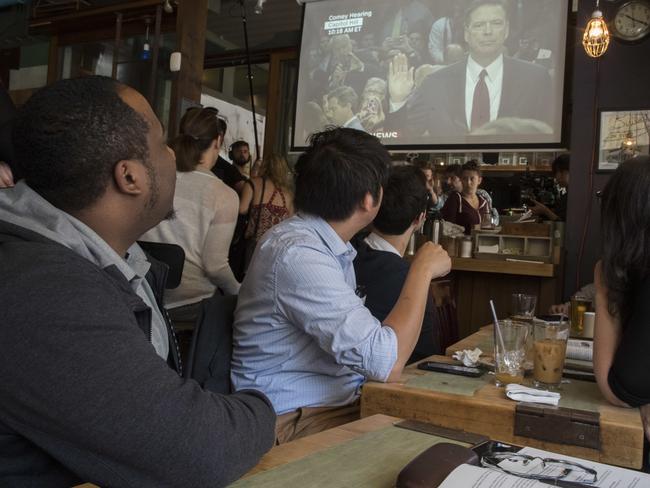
[142,107,240,319]
[594,155,650,441]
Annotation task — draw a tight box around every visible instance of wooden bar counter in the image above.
[361,328,644,469]
[450,257,562,339]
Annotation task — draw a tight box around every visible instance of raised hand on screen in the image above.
[388,53,414,105]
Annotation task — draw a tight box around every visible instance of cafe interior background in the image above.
[1,0,650,320]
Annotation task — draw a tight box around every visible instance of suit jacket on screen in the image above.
[387,55,553,139]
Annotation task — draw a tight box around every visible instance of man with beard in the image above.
[230,140,253,178]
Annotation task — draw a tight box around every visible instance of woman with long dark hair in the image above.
[594,155,650,440]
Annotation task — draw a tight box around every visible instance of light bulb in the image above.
[582,10,610,58]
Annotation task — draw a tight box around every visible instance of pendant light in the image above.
[583,0,610,58]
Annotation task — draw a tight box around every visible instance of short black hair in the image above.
[12,76,148,212]
[294,127,390,221]
[552,153,570,174]
[231,140,249,152]
[444,163,463,178]
[373,165,428,235]
[462,159,482,176]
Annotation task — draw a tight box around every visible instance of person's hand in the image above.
[423,179,439,205]
[0,161,14,188]
[413,242,451,279]
[388,53,414,104]
[549,302,569,316]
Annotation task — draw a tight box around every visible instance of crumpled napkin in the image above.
[452,348,482,367]
[505,384,561,405]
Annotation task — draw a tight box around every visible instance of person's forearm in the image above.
[593,262,628,407]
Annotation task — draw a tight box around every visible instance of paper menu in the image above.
[517,447,650,488]
[566,339,593,361]
[438,464,545,488]
[437,448,649,488]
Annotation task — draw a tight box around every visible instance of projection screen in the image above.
[293,0,569,150]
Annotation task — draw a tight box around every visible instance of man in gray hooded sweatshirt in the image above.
[0,76,275,487]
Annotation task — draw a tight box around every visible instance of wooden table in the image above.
[445,323,495,357]
[244,414,401,477]
[74,415,419,488]
[362,327,645,469]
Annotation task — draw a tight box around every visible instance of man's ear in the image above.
[113,159,146,196]
[361,189,382,213]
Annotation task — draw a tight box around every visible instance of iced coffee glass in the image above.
[494,320,530,387]
[533,320,570,388]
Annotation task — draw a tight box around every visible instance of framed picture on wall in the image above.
[597,109,650,172]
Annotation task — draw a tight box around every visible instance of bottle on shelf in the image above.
[423,209,443,244]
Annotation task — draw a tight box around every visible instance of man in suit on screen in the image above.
[387,0,553,140]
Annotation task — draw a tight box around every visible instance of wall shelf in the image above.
[480,165,552,173]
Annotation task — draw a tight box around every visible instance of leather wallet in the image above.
[396,442,480,488]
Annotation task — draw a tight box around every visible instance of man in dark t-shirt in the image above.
[353,165,441,363]
[211,118,246,194]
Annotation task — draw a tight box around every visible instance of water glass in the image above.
[511,293,537,323]
[494,320,530,386]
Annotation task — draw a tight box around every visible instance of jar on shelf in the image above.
[459,236,473,258]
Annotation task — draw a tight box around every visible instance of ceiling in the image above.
[205,0,302,56]
[0,0,303,53]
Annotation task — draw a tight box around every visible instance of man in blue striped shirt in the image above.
[231,128,451,443]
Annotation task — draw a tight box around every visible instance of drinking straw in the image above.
[489,299,507,354]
